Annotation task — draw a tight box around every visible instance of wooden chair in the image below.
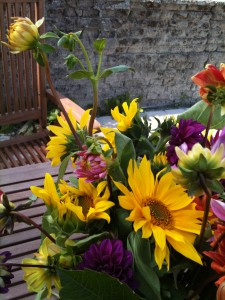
[0,0,50,169]
[0,0,100,170]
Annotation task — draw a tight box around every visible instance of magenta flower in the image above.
[78,239,138,290]
[74,146,108,183]
[166,119,205,165]
[0,251,14,294]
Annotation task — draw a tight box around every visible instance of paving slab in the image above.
[97,107,187,128]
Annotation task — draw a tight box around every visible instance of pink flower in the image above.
[74,147,108,182]
[0,190,3,203]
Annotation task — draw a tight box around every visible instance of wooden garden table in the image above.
[0,162,73,300]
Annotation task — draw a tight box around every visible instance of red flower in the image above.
[204,224,225,286]
[192,64,225,106]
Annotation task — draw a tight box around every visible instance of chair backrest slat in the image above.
[0,0,46,127]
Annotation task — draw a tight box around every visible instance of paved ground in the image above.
[97,107,186,128]
[0,107,186,142]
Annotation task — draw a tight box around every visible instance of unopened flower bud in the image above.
[1,17,44,53]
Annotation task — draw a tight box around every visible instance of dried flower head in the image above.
[0,251,14,294]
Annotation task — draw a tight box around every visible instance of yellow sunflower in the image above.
[65,179,115,223]
[46,109,91,166]
[114,156,203,270]
[111,98,138,132]
[30,174,114,226]
[22,235,61,298]
[30,173,71,224]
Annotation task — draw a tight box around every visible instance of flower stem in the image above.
[42,52,83,150]
[89,80,98,136]
[95,136,116,159]
[73,34,93,73]
[10,211,56,244]
[204,106,215,146]
[198,173,212,250]
[0,262,54,270]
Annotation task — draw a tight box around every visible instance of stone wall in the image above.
[45,0,225,109]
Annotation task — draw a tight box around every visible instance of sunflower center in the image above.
[148,199,173,229]
[78,196,93,217]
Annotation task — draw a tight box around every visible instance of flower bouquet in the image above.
[1,17,225,300]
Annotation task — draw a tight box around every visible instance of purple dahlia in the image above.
[78,239,138,290]
[0,251,14,294]
[166,119,205,165]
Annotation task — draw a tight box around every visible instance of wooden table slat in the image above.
[1,227,41,248]
[0,161,74,299]
[6,239,41,259]
[0,161,74,185]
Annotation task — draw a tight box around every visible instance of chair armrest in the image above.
[46,89,101,129]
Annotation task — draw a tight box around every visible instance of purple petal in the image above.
[211,199,225,221]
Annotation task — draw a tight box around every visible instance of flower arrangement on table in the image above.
[1,16,225,300]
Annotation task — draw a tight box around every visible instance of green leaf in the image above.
[40,43,55,54]
[178,100,225,129]
[41,210,59,238]
[94,38,106,53]
[34,288,48,300]
[64,54,80,70]
[115,132,136,177]
[33,51,45,66]
[108,158,127,184]
[115,208,133,239]
[40,32,59,39]
[67,70,94,80]
[100,65,135,79]
[57,35,69,47]
[135,137,155,159]
[198,154,208,171]
[127,231,161,300]
[206,179,224,194]
[56,153,75,186]
[69,232,109,254]
[58,268,144,300]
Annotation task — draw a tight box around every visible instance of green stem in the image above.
[155,136,170,153]
[95,136,116,159]
[96,51,103,77]
[73,34,93,73]
[204,105,215,146]
[107,175,114,202]
[42,52,83,150]
[198,173,212,250]
[11,211,56,244]
[88,80,99,136]
[0,262,54,270]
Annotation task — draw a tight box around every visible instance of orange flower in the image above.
[204,224,225,286]
[192,64,225,115]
